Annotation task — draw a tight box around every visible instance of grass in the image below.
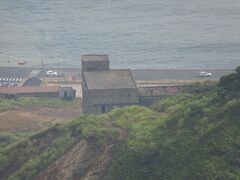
[0,97,81,111]
[0,68,240,179]
[0,90,239,179]
[0,132,28,149]
[1,92,239,179]
[106,89,240,180]
[0,114,119,180]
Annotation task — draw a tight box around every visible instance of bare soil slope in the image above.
[0,106,81,133]
[36,122,127,180]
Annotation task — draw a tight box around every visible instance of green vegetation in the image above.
[108,93,240,179]
[218,67,240,100]
[0,114,118,180]
[0,68,239,179]
[107,68,240,180]
[0,132,27,149]
[0,97,80,111]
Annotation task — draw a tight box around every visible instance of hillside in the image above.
[0,97,81,150]
[0,68,240,180]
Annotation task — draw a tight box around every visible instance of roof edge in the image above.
[128,69,137,88]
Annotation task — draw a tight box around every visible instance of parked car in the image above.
[46,70,58,76]
[199,72,212,77]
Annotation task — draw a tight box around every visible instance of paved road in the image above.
[57,68,234,81]
[132,69,234,81]
[0,67,234,82]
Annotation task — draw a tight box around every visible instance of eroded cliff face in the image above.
[36,121,127,180]
[36,139,114,180]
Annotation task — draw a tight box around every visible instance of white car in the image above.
[199,72,212,77]
[46,70,58,76]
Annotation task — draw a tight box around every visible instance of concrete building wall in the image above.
[59,86,75,100]
[81,54,139,115]
[87,89,138,105]
[82,60,109,72]
[83,88,139,114]
[81,54,110,114]
[82,74,88,114]
[81,54,109,73]
[86,103,136,115]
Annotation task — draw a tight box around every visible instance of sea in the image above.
[0,0,240,69]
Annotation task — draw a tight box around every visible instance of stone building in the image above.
[82,55,139,114]
[59,85,76,100]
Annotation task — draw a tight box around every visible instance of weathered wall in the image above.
[82,74,88,114]
[59,87,75,100]
[138,86,180,106]
[86,103,137,115]
[83,88,139,114]
[82,60,109,72]
[88,89,138,105]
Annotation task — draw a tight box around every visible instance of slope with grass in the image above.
[0,97,80,112]
[107,68,240,180]
[0,68,239,180]
[0,97,81,150]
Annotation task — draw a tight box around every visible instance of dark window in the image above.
[101,104,106,113]
[64,91,67,98]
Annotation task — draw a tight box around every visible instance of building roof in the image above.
[82,54,109,62]
[23,77,42,86]
[84,69,136,90]
[0,86,59,94]
[0,67,32,79]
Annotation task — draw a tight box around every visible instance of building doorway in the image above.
[64,91,67,98]
[101,104,106,113]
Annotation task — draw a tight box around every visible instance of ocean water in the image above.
[0,0,240,69]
